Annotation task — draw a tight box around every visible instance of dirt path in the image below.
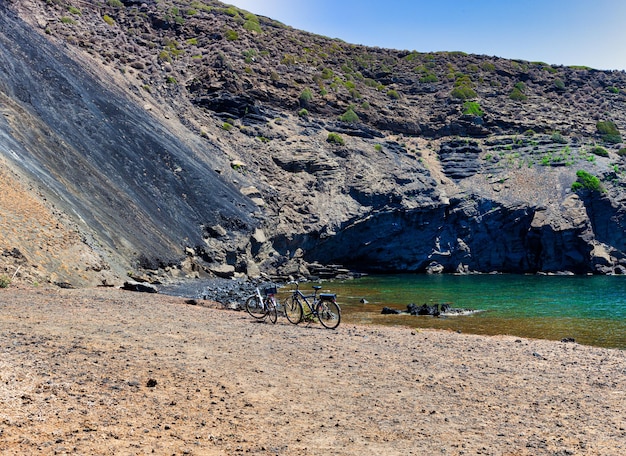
[1,286,625,455]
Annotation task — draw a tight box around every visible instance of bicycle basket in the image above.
[263,286,277,296]
[319,293,336,301]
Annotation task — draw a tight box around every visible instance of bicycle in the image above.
[245,285,278,324]
[283,281,341,329]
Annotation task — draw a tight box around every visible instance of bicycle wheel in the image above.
[284,295,303,324]
[316,300,341,329]
[245,295,266,319]
[266,297,278,324]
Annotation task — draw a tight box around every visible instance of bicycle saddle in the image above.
[313,285,322,290]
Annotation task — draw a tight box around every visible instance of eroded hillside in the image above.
[3,0,626,287]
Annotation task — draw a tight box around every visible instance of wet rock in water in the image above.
[381,302,473,317]
[407,303,440,316]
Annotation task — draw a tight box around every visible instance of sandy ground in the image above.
[0,285,625,456]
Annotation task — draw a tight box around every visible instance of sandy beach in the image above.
[0,285,624,455]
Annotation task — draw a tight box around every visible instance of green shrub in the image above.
[509,87,527,101]
[327,132,345,145]
[607,86,620,94]
[451,85,477,100]
[550,131,567,144]
[60,16,76,24]
[462,101,484,117]
[281,54,297,65]
[299,88,313,105]
[480,62,496,72]
[591,146,609,157]
[321,68,334,79]
[572,169,604,193]
[618,147,626,157]
[419,73,438,83]
[225,29,239,41]
[339,108,359,123]
[514,81,526,92]
[374,144,383,152]
[222,121,233,131]
[596,120,622,144]
[158,50,171,62]
[509,81,527,101]
[387,89,400,100]
[363,77,378,87]
[68,6,81,15]
[554,78,566,90]
[166,76,177,84]
[0,275,10,288]
[224,6,239,17]
[523,129,536,136]
[404,51,421,61]
[297,108,309,117]
[108,0,123,5]
[349,88,361,100]
[243,49,256,63]
[454,74,473,87]
[103,15,115,25]
[244,20,262,33]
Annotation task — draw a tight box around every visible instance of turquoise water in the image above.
[313,274,626,349]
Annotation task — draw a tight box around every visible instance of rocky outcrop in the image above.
[2,0,626,285]
[439,140,483,180]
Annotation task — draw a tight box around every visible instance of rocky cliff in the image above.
[2,0,626,287]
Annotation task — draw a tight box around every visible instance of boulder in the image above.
[122,280,158,293]
[209,264,236,279]
[407,303,440,316]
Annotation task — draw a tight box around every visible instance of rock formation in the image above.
[2,0,626,286]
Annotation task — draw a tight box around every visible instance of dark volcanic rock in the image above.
[122,281,158,293]
[438,140,483,180]
[0,7,257,275]
[407,303,440,316]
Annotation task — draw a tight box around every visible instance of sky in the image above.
[225,0,626,71]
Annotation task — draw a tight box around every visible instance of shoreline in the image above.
[1,285,625,455]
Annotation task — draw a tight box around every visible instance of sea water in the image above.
[318,274,626,349]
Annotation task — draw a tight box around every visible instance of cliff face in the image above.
[2,0,626,286]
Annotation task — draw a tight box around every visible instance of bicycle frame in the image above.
[284,281,340,329]
[286,282,318,313]
[245,284,278,324]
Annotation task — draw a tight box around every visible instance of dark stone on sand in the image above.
[122,281,158,293]
[381,307,402,315]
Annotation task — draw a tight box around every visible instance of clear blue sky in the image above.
[225,0,626,71]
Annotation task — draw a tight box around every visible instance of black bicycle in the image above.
[245,285,278,324]
[283,281,341,329]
